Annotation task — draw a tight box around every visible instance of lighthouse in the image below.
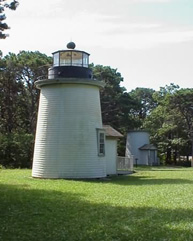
[32,42,106,179]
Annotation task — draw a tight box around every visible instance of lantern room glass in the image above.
[53,51,89,68]
[83,53,89,67]
[60,51,72,66]
[72,52,82,66]
[53,52,59,66]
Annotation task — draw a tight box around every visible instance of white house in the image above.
[103,125,123,175]
[126,130,158,166]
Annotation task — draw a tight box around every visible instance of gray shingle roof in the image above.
[103,125,123,138]
[139,144,157,150]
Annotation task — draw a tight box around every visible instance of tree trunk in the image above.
[166,148,171,164]
[173,148,177,165]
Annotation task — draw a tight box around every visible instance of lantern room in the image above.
[48,42,92,79]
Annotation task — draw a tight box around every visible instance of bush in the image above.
[0,133,34,168]
[176,160,191,167]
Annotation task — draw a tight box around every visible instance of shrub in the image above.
[0,133,34,168]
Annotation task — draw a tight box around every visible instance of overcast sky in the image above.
[1,0,193,91]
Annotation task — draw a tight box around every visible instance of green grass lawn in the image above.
[1,168,193,241]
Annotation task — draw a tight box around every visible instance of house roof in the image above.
[103,125,123,138]
[139,144,157,150]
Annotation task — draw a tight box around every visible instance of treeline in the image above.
[0,51,193,167]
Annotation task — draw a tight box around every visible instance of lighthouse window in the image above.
[60,51,72,66]
[53,52,59,66]
[83,53,89,67]
[97,129,105,156]
[72,52,83,66]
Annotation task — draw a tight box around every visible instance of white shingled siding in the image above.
[32,83,106,178]
[106,138,117,175]
[139,151,149,165]
[125,131,150,165]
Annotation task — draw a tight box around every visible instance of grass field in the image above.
[1,167,193,241]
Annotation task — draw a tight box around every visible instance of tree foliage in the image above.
[0,51,52,167]
[143,84,193,165]
[0,0,19,39]
[169,88,193,165]
[129,87,157,128]
[92,65,140,132]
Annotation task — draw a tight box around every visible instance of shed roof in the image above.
[139,144,157,150]
[103,125,123,138]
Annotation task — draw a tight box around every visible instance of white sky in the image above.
[1,0,193,91]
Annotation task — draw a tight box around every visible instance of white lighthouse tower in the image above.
[32,42,106,178]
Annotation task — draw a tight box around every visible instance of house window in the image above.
[97,129,105,156]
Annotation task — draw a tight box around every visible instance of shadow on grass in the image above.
[77,175,193,186]
[107,175,193,186]
[134,166,192,172]
[136,169,192,172]
[0,183,193,241]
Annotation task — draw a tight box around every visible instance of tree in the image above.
[92,65,139,131]
[92,65,141,131]
[144,84,192,165]
[0,0,19,39]
[0,52,22,133]
[129,87,157,127]
[16,51,52,133]
[0,51,52,134]
[169,89,193,166]
[0,51,52,167]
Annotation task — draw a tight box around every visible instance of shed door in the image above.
[149,150,156,165]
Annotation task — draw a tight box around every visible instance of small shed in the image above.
[103,125,123,175]
[139,144,158,166]
[126,130,159,166]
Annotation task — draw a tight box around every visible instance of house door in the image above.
[149,150,156,165]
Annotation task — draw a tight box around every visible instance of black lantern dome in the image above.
[48,42,92,79]
[67,42,76,49]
